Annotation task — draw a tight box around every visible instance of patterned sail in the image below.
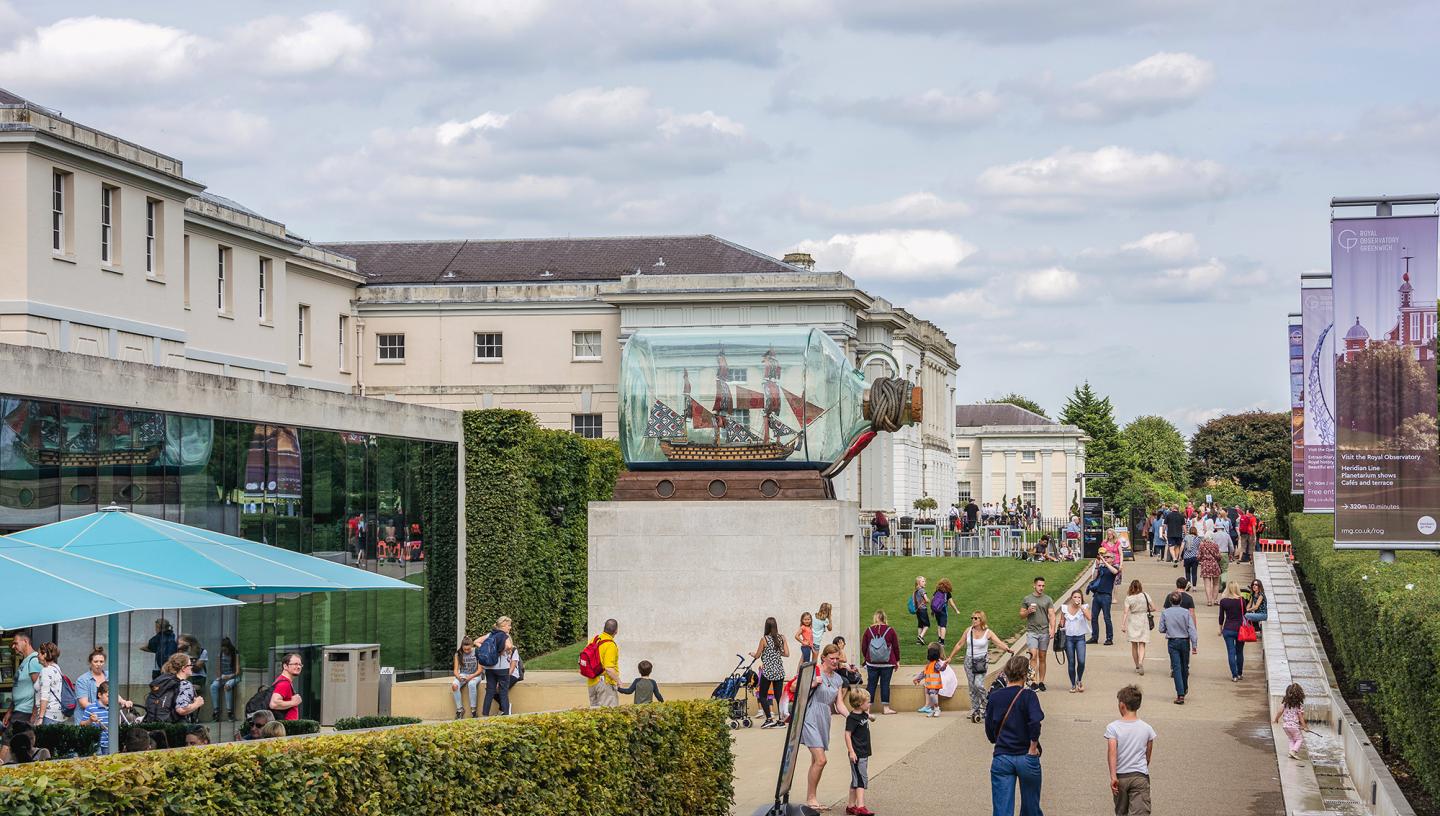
[769,416,798,438]
[644,400,686,439]
[721,416,760,444]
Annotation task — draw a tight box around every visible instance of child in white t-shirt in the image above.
[1105,684,1158,815]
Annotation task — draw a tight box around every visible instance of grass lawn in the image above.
[858,556,1088,665]
[525,639,584,671]
[524,556,1091,670]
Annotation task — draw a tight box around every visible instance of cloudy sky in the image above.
[4,0,1438,433]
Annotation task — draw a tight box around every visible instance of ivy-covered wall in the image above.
[462,410,623,656]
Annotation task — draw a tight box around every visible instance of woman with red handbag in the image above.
[1218,582,1250,682]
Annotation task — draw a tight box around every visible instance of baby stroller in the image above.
[711,654,758,729]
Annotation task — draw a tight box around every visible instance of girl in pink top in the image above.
[795,612,815,663]
[1273,682,1306,758]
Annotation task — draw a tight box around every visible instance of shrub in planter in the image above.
[333,716,421,731]
[0,700,733,816]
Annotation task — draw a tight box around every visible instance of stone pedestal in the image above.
[587,499,861,684]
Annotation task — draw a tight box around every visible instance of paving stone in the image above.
[1284,635,1314,648]
[1289,662,1325,679]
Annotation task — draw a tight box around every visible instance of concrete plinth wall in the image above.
[588,499,860,684]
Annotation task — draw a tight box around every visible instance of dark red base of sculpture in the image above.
[614,470,834,501]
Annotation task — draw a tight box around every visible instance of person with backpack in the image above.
[580,619,621,708]
[33,642,65,725]
[267,652,303,721]
[478,617,516,717]
[146,652,200,723]
[932,578,961,650]
[910,575,930,646]
[861,610,900,716]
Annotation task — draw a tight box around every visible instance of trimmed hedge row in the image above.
[32,720,322,758]
[463,410,622,656]
[0,701,733,816]
[333,716,421,731]
[1290,514,1440,801]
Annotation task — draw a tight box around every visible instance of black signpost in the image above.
[1082,497,1104,559]
[753,661,819,816]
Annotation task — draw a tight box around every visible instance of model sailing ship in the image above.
[643,347,826,463]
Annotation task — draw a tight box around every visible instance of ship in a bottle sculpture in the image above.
[618,328,921,499]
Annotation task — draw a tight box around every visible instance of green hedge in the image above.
[0,701,732,816]
[462,411,622,656]
[1290,514,1440,801]
[33,723,102,758]
[333,716,421,731]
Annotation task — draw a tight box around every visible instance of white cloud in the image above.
[804,88,1002,132]
[1015,266,1080,302]
[976,146,1232,213]
[1050,52,1214,122]
[1119,231,1200,263]
[906,288,1012,321]
[1129,257,1268,301]
[790,229,978,281]
[395,0,826,67]
[788,192,972,227]
[835,0,1204,41]
[1279,104,1440,154]
[0,17,210,90]
[233,12,373,75]
[109,104,273,161]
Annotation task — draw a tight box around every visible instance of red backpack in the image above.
[578,635,607,679]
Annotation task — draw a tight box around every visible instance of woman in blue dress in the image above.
[801,643,851,812]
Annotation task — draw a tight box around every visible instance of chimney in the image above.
[783,252,815,271]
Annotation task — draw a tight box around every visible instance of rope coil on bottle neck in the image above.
[868,377,911,433]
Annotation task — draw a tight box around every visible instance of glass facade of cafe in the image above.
[0,393,457,723]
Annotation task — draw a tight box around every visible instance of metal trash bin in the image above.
[378,667,394,717]
[320,643,380,726]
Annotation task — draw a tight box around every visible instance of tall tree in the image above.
[1189,411,1289,491]
[986,393,1048,419]
[1060,382,1130,503]
[1121,415,1190,490]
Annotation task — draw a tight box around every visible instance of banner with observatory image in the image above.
[1330,216,1439,547]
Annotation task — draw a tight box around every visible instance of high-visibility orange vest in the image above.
[922,660,943,690]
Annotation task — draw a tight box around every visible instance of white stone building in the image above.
[953,403,1087,519]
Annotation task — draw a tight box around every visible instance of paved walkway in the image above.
[732,553,1286,815]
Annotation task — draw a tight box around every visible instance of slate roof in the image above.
[320,234,805,285]
[954,403,1056,427]
[0,88,30,106]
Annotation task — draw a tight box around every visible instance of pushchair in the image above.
[711,654,758,729]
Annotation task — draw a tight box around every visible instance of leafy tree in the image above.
[1121,415,1190,490]
[1335,342,1433,441]
[986,393,1048,419]
[1111,471,1187,516]
[1060,383,1130,504]
[1189,411,1288,491]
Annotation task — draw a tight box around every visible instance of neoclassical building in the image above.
[325,238,959,512]
[953,403,1087,518]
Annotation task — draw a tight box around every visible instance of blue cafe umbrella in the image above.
[6,507,420,596]
[7,507,418,751]
[0,535,241,631]
[0,534,241,754]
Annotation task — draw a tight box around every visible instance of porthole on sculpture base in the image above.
[707,479,728,498]
[759,479,780,498]
[655,479,676,498]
